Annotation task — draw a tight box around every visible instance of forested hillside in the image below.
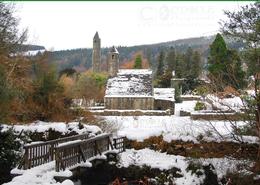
[44,35,244,72]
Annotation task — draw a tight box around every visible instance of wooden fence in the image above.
[55,133,113,172]
[18,133,89,170]
[113,137,126,153]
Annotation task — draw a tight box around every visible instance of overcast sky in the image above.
[16,1,249,51]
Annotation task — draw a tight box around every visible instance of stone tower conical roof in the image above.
[94,31,100,40]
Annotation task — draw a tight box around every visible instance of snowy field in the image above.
[104,101,258,144]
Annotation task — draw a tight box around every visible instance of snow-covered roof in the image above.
[154,88,175,102]
[105,69,153,97]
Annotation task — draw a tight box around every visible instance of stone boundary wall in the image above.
[154,99,175,114]
[181,95,201,101]
[91,109,172,116]
[104,97,154,110]
[191,112,245,121]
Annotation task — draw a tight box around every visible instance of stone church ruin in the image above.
[91,32,175,115]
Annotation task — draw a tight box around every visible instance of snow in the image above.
[103,100,258,143]
[5,162,73,185]
[175,101,197,116]
[105,69,153,97]
[119,149,250,185]
[22,49,45,56]
[106,115,258,143]
[57,139,82,147]
[207,95,244,112]
[2,121,102,136]
[154,88,175,101]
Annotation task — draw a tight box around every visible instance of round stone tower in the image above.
[92,31,101,72]
[108,46,119,77]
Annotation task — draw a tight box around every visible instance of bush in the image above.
[0,126,22,184]
[194,101,206,111]
[194,85,210,97]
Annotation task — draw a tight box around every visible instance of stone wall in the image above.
[191,112,245,121]
[104,97,154,110]
[154,99,175,114]
[91,109,171,116]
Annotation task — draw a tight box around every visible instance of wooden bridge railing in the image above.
[113,137,126,153]
[18,133,89,170]
[55,133,113,172]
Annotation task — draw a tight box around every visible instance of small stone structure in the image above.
[104,69,175,113]
[105,69,154,110]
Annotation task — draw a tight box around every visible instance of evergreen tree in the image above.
[184,47,193,77]
[208,33,228,77]
[133,55,142,69]
[156,51,165,78]
[0,2,27,56]
[191,51,202,79]
[165,47,176,72]
[208,33,245,90]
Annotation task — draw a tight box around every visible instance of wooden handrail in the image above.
[18,132,90,170]
[17,132,126,172]
[55,133,114,172]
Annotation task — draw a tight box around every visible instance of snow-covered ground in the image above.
[104,101,258,143]
[2,121,101,136]
[3,100,257,185]
[5,148,251,185]
[119,148,252,185]
[4,162,74,185]
[206,95,244,112]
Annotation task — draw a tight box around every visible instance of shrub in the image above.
[194,101,206,111]
[0,126,22,184]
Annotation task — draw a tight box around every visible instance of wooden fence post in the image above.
[23,147,29,170]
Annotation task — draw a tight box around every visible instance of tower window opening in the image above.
[112,55,114,59]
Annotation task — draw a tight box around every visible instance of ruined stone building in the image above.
[104,69,175,113]
[105,69,154,110]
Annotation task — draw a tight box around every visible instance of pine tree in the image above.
[165,47,176,72]
[208,33,228,77]
[208,33,245,90]
[156,51,165,78]
[184,47,193,77]
[191,51,202,79]
[0,3,27,56]
[133,55,142,69]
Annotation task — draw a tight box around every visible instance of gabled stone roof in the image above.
[105,69,153,97]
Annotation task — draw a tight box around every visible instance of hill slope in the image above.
[46,35,244,72]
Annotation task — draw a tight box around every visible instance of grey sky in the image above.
[16,1,250,51]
